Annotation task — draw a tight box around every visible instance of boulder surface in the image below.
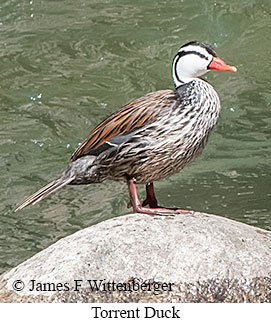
[0,212,270,302]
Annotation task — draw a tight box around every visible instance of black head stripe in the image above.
[180,41,217,57]
[177,50,209,61]
[173,55,183,85]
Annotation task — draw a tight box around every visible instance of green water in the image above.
[0,0,270,274]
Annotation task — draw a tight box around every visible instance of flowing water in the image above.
[0,0,270,274]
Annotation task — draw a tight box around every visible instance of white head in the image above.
[172,41,237,87]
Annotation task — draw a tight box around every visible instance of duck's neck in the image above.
[173,76,196,88]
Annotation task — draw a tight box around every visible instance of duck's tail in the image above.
[15,176,74,212]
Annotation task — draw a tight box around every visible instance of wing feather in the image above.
[71,89,176,161]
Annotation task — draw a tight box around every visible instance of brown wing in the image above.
[71,89,176,161]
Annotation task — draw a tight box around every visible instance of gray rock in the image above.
[0,212,271,302]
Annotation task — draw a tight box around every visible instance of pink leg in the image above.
[127,178,190,216]
[142,183,158,208]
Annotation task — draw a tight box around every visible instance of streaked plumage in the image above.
[16,41,236,214]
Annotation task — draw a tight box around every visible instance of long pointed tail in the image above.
[15,176,74,212]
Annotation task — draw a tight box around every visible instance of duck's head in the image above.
[172,41,237,87]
